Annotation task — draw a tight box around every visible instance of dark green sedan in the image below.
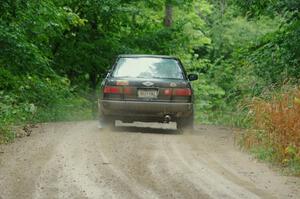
[98,55,198,131]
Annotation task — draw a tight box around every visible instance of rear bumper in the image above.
[99,100,193,120]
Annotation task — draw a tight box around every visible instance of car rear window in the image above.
[112,57,184,79]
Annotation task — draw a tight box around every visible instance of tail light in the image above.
[104,86,122,94]
[163,88,192,96]
[103,86,132,94]
[173,88,192,96]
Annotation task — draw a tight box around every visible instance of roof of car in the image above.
[118,54,178,59]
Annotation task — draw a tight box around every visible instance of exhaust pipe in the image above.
[164,115,171,123]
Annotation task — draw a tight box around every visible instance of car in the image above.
[98,54,198,131]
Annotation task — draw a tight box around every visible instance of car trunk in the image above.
[103,78,191,103]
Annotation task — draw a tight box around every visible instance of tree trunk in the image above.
[164,2,173,27]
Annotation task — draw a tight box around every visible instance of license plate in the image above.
[138,89,158,98]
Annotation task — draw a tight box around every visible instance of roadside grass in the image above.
[0,96,92,144]
[34,97,92,123]
[0,75,93,144]
[195,101,252,128]
[236,87,300,176]
[0,126,14,144]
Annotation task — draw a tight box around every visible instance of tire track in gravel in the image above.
[0,121,299,199]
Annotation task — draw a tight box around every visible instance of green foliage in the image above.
[0,0,91,143]
[233,0,300,17]
[0,0,83,75]
[17,75,72,107]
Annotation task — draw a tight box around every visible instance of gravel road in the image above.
[0,121,299,199]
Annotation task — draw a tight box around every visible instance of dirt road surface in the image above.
[0,121,299,199]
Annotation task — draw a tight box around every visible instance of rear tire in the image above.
[177,116,194,132]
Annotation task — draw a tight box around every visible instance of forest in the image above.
[0,0,299,174]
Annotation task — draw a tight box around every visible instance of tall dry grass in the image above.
[241,87,300,174]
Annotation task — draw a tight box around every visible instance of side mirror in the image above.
[188,74,198,81]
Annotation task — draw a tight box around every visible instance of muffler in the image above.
[164,115,171,123]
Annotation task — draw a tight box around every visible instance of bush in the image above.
[0,75,92,143]
[0,92,35,143]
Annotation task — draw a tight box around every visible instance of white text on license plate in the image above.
[138,90,158,98]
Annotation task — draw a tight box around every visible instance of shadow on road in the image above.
[112,121,179,135]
